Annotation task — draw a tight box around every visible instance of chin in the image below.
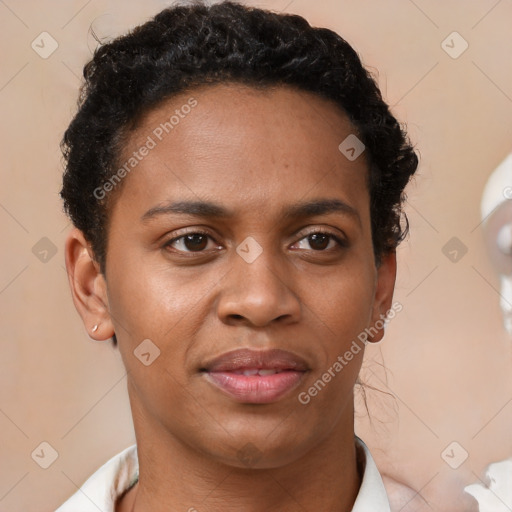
[201,430,315,470]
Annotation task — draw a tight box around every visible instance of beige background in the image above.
[1,0,512,510]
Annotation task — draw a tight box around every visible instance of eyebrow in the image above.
[141,198,361,226]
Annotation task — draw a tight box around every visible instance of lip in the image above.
[201,348,309,404]
[202,348,309,373]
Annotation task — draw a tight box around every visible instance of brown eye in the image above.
[294,231,346,251]
[165,232,217,253]
[183,234,208,251]
[308,233,330,250]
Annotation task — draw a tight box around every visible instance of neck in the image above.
[119,417,361,512]
[116,382,361,512]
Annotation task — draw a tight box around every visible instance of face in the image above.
[66,83,396,469]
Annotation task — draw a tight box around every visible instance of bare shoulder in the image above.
[382,474,431,512]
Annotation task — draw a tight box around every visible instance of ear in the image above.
[368,251,397,343]
[64,228,115,341]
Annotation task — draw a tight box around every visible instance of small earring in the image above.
[92,324,99,333]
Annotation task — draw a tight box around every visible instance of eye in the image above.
[293,230,347,251]
[164,231,221,253]
[162,229,346,255]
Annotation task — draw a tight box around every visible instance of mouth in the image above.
[200,348,309,404]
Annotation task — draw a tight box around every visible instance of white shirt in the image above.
[464,458,512,511]
[55,436,390,511]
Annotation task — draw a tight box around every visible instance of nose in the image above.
[216,246,301,328]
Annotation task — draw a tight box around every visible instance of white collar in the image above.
[353,436,391,511]
[55,436,390,511]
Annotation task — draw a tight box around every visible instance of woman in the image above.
[56,1,418,510]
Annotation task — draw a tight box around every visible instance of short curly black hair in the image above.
[61,0,417,271]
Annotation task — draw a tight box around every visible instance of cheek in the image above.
[107,261,208,420]
[292,257,375,402]
[304,260,376,345]
[106,256,218,392]
[107,257,205,342]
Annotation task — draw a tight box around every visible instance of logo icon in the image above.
[236,236,263,264]
[31,32,59,59]
[237,442,263,467]
[441,32,468,59]
[134,339,161,366]
[31,441,59,469]
[338,134,365,161]
[441,441,468,469]
[442,236,468,263]
[32,237,58,263]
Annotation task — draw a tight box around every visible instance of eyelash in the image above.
[162,228,348,255]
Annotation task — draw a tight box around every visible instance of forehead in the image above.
[112,83,369,221]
